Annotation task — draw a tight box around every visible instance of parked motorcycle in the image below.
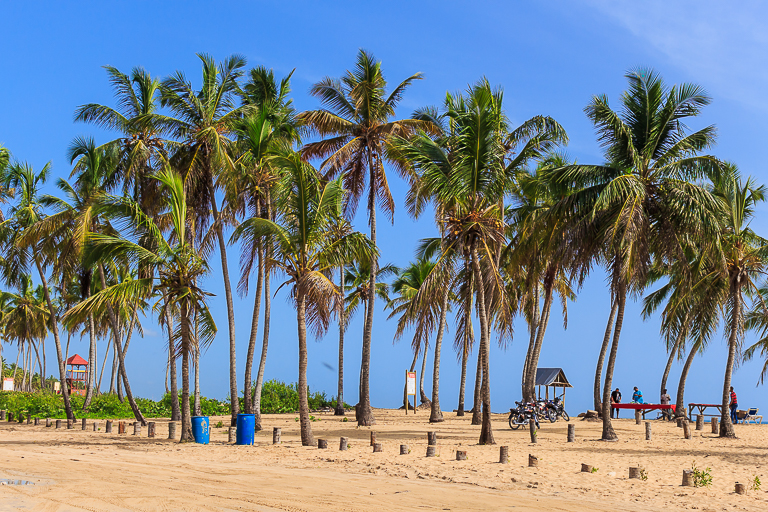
[509,401,541,430]
[546,396,570,422]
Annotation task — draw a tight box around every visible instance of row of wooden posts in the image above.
[1,410,172,439]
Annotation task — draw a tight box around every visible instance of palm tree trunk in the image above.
[166,309,180,422]
[357,152,377,427]
[472,242,495,445]
[457,343,469,417]
[179,302,193,442]
[522,284,540,402]
[193,307,201,416]
[83,312,97,408]
[30,339,43,392]
[458,265,474,417]
[471,342,483,425]
[34,257,74,420]
[429,286,450,423]
[12,348,19,390]
[254,241,272,430]
[675,343,696,419]
[720,279,741,438]
[419,342,429,405]
[64,329,71,370]
[96,265,144,424]
[296,292,315,446]
[97,328,112,392]
[661,330,685,403]
[524,270,556,402]
[208,177,239,427]
[244,240,264,414]
[601,284,626,441]
[109,330,118,394]
[594,298,617,412]
[335,265,345,416]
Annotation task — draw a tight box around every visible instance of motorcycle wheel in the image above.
[509,414,521,430]
[547,408,557,423]
[561,410,570,422]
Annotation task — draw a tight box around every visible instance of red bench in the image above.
[611,403,676,419]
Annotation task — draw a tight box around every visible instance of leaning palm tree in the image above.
[301,49,434,426]
[156,53,250,426]
[232,150,375,446]
[552,69,723,440]
[0,161,74,420]
[66,167,216,440]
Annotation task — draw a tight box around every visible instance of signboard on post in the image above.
[405,371,416,415]
[2,378,14,391]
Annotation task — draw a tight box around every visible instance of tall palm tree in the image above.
[232,150,375,445]
[552,69,723,440]
[706,166,767,437]
[66,167,216,440]
[156,53,250,426]
[0,161,75,420]
[301,49,434,426]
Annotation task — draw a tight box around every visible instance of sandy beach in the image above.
[0,409,766,511]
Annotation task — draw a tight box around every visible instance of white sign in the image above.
[406,372,416,395]
[2,378,14,391]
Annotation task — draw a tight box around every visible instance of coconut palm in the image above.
[551,69,724,440]
[66,167,216,440]
[232,150,375,446]
[300,49,434,426]
[0,161,75,420]
[156,53,250,426]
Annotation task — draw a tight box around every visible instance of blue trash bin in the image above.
[236,414,255,445]
[191,416,210,444]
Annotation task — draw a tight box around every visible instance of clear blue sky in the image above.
[1,1,767,415]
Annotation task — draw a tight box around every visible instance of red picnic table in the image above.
[611,403,676,419]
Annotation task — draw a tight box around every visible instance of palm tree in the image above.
[707,166,767,437]
[300,49,434,426]
[233,150,374,445]
[66,167,216,440]
[552,69,723,440]
[228,66,302,422]
[156,53,250,426]
[0,161,75,420]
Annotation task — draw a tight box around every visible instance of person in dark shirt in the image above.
[610,388,621,418]
[730,386,738,424]
[660,388,672,420]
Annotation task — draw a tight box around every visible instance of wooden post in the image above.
[118,421,126,434]
[528,454,538,467]
[629,467,640,479]
[148,422,156,438]
[645,421,652,441]
[499,446,509,464]
[67,419,73,429]
[106,420,112,433]
[427,431,437,445]
[18,415,24,424]
[682,469,694,487]
[168,422,176,439]
[567,424,575,442]
[81,418,87,430]
[33,417,39,426]
[93,421,99,432]
[400,444,408,455]
[581,463,593,473]
[370,431,376,446]
[228,427,235,443]
[318,439,328,449]
[0,410,5,420]
[711,417,718,434]
[682,420,691,439]
[635,409,641,425]
[676,417,683,428]
[7,412,13,422]
[426,446,436,457]
[133,422,141,436]
[339,437,348,451]
[696,415,704,431]
[373,442,383,453]
[46,418,51,427]
[456,450,467,461]
[529,419,537,443]
[27,413,31,424]
[735,482,746,495]
[55,419,61,429]
[272,427,281,444]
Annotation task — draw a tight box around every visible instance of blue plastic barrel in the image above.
[236,414,255,445]
[191,416,210,444]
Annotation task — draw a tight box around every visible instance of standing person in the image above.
[660,388,672,420]
[730,386,739,424]
[632,386,644,404]
[610,388,622,419]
